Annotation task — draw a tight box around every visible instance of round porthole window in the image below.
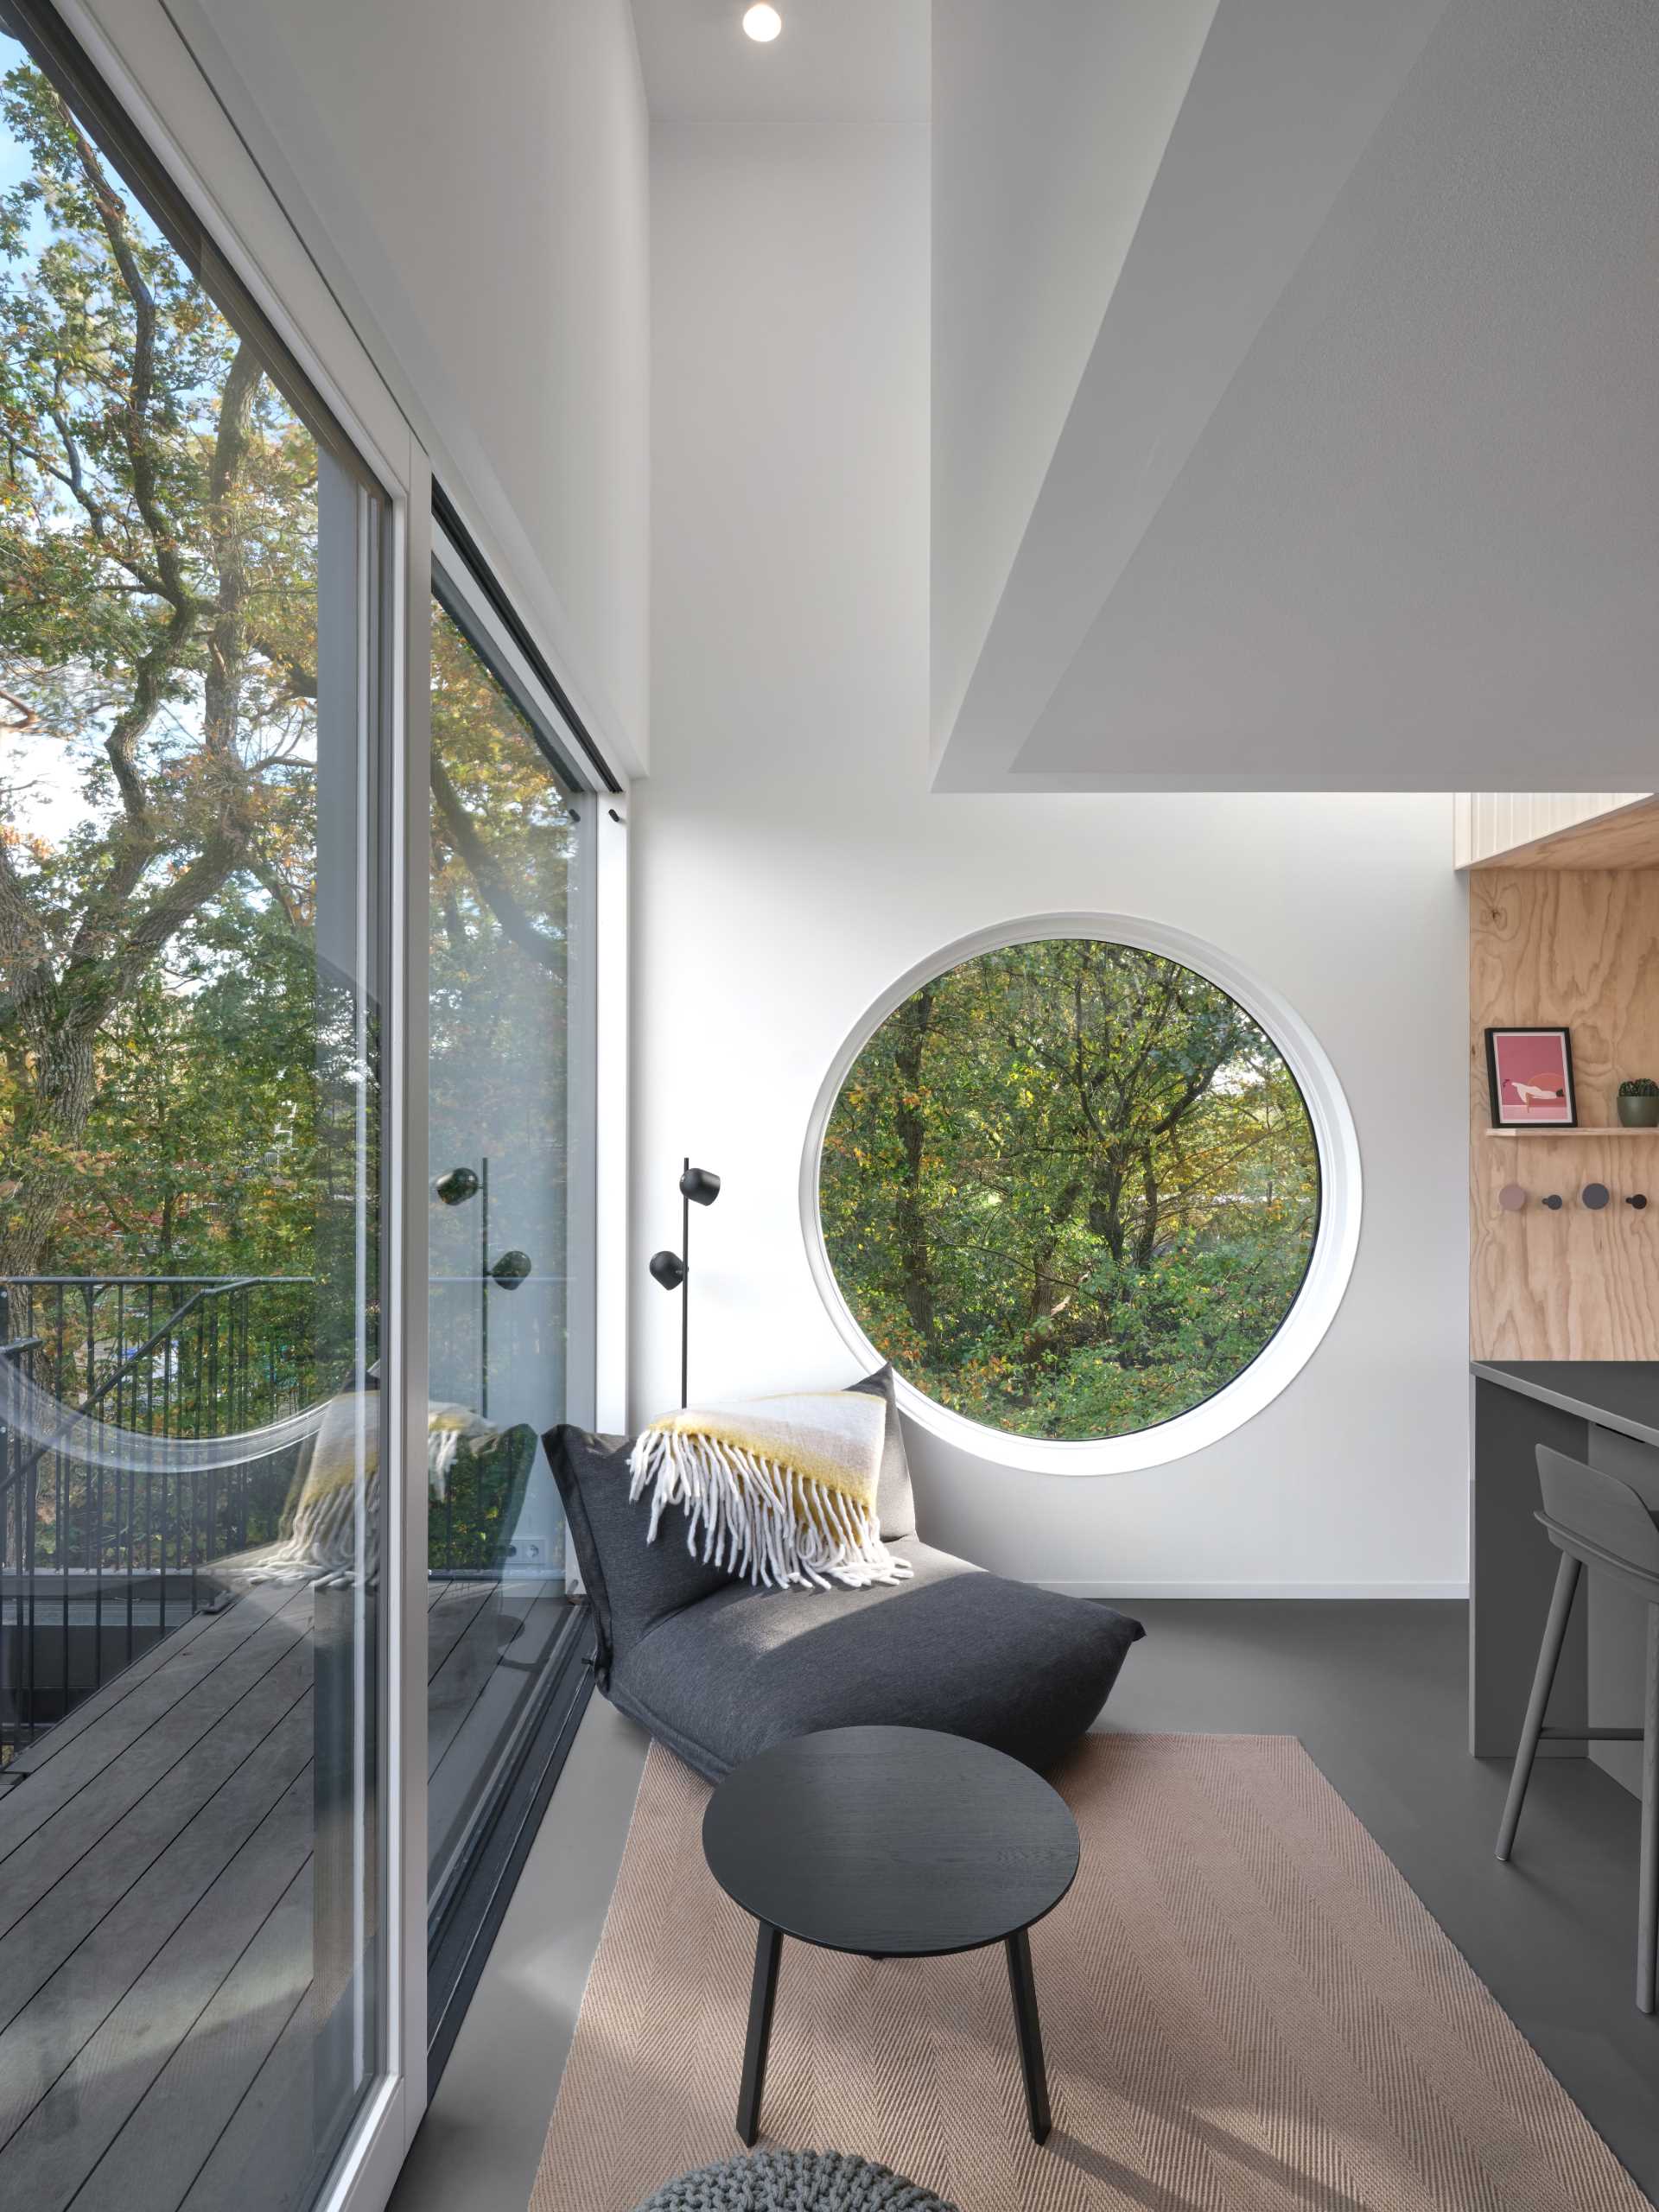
[801,916,1361,1473]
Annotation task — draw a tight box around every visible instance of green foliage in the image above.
[1620,1078,1658,1098]
[0,46,575,1465]
[0,40,375,1400]
[819,939,1319,1442]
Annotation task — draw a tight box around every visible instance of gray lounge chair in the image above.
[545,1369,1144,1780]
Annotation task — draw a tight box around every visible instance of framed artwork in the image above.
[1485,1027,1576,1128]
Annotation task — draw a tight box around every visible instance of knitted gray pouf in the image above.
[631,2149,958,2212]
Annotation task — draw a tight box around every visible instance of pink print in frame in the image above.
[1485,1027,1577,1128]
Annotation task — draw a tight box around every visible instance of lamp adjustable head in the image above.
[679,1166,721,1207]
[649,1249,688,1291]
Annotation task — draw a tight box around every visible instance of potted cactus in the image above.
[1618,1077,1659,1128]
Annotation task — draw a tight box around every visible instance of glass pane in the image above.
[0,22,385,2210]
[425,592,588,1914]
[820,938,1321,1441]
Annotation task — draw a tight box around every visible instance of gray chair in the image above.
[544,1370,1143,1781]
[1496,1442,1659,2012]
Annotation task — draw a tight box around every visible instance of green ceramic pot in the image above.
[1618,1094,1659,1128]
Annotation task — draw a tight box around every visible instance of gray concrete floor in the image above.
[390,1600,1659,2212]
[387,1690,652,2212]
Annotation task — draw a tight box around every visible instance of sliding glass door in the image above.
[423,556,595,1944]
[0,3,613,2202]
[0,7,392,2206]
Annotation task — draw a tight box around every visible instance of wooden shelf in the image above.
[1483,1125,1659,1137]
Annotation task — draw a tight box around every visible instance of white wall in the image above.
[169,0,651,773]
[638,120,1471,1596]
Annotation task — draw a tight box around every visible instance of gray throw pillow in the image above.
[545,1425,730,1687]
[545,1366,917,1681]
[849,1363,916,1541]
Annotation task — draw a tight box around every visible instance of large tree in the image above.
[0,54,321,1281]
[820,939,1319,1442]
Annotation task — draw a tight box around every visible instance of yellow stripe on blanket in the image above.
[628,1389,912,1591]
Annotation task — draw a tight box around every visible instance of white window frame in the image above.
[39,4,429,2206]
[800,912,1363,1477]
[3,11,627,2204]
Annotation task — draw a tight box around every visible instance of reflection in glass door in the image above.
[0,8,389,2207]
[423,577,594,1936]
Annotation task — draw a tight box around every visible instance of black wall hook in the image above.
[1629,1193,1649,1211]
[1542,1193,1564,1211]
[1582,1182,1611,1211]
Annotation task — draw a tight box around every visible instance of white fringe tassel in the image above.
[627,1428,913,1592]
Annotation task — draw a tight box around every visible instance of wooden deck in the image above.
[0,1571,571,2212]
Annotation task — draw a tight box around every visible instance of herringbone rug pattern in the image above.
[530,1734,1652,2212]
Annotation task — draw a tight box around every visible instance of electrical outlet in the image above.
[509,1538,544,1563]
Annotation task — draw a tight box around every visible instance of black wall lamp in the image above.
[650,1157,721,1408]
[434,1156,532,1416]
[435,1166,480,1206]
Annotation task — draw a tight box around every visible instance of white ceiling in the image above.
[633,0,1659,791]
[935,0,1659,791]
[630,0,927,129]
[931,0,1220,773]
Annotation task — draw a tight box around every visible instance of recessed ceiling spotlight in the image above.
[742,4,783,41]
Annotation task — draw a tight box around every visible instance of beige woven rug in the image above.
[531,1733,1651,2212]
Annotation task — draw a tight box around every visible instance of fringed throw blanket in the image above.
[255,1394,501,1580]
[629,1389,913,1591]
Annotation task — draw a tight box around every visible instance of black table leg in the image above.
[737,1921,783,2145]
[1005,1927,1052,2145]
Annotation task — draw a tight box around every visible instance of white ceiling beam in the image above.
[932,0,1452,792]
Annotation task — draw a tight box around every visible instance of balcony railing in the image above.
[0,1274,320,1760]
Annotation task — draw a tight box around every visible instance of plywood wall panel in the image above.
[1471,868,1659,1358]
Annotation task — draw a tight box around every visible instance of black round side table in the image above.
[702,1725,1080,2150]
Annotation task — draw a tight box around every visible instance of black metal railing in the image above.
[0,1275,319,1760]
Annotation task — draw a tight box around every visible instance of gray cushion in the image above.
[546,1367,916,1682]
[546,1425,728,1688]
[608,1537,1143,1781]
[849,1363,916,1541]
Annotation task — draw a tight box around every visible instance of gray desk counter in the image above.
[1471,1360,1659,1792]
